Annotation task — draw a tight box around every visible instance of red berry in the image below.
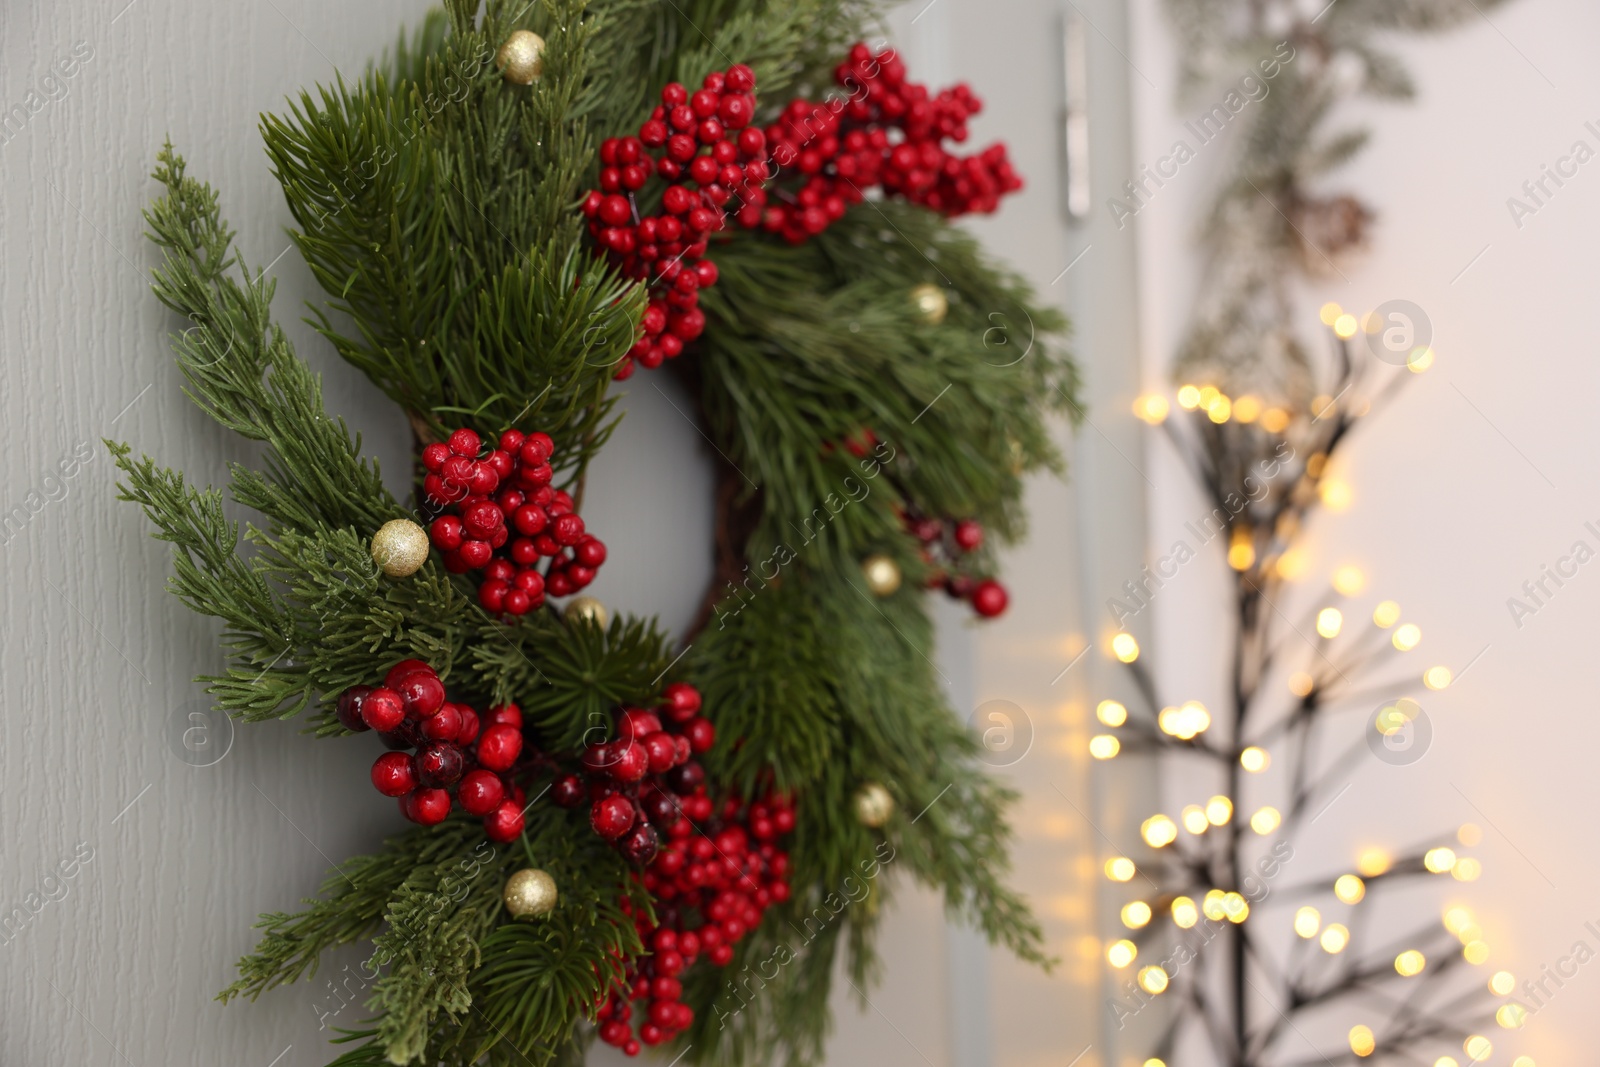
[459,540,493,568]
[477,723,523,772]
[504,588,531,615]
[360,687,406,732]
[685,718,716,754]
[552,774,586,808]
[552,513,585,546]
[420,704,462,742]
[457,769,506,816]
[430,515,463,550]
[644,733,678,774]
[447,428,481,457]
[498,429,526,453]
[953,520,984,551]
[591,794,636,839]
[661,682,701,722]
[484,799,525,842]
[611,742,650,783]
[335,686,372,732]
[486,704,523,729]
[417,743,466,788]
[513,504,548,535]
[402,787,452,825]
[396,671,445,718]
[455,706,481,745]
[971,579,1008,618]
[421,442,451,471]
[371,751,417,797]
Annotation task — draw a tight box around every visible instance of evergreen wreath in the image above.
[111,2,1080,1064]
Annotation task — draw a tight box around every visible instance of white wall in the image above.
[1125,0,1600,1062]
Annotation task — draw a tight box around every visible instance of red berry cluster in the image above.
[752,41,1022,244]
[597,791,795,1055]
[550,683,717,868]
[906,513,1009,618]
[337,660,529,841]
[582,63,768,379]
[421,427,607,614]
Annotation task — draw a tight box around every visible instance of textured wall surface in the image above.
[0,1,1073,1064]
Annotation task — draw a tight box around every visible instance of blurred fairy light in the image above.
[1202,890,1227,922]
[1293,906,1321,938]
[1234,395,1262,423]
[1205,796,1233,826]
[1096,699,1127,727]
[1424,665,1453,689]
[1240,746,1269,772]
[1141,815,1178,848]
[1395,950,1426,977]
[1133,395,1170,424]
[1316,607,1344,638]
[1357,849,1391,877]
[1373,600,1401,628]
[1288,672,1315,697]
[1260,407,1290,433]
[1464,1036,1492,1060]
[1171,896,1198,928]
[1250,807,1282,835]
[1176,385,1201,409]
[1107,940,1137,968]
[1334,874,1365,904]
[1453,857,1483,882]
[1321,923,1350,954]
[1320,480,1353,511]
[1137,965,1169,994]
[1089,735,1120,760]
[1332,565,1366,595]
[1333,313,1359,339]
[1489,971,1516,996]
[1121,901,1152,929]
[1228,527,1256,570]
[1112,633,1140,663]
[1497,1003,1528,1030]
[1181,805,1209,835]
[1349,1024,1376,1057]
[1424,847,1457,873]
[1464,940,1491,965]
[1392,623,1422,651]
[1105,857,1136,882]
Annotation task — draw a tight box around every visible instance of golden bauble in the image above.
[503,867,558,919]
[861,554,902,597]
[854,782,895,828]
[371,518,429,578]
[566,595,609,629]
[496,30,546,85]
[910,283,949,325]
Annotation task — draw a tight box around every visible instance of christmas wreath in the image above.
[113,2,1079,1064]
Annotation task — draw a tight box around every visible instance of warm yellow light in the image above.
[1334,874,1366,904]
[1373,600,1401,628]
[1464,1036,1492,1060]
[1112,633,1140,662]
[1261,407,1291,433]
[1222,892,1249,923]
[1316,607,1344,638]
[1511,1057,1536,1067]
[1375,698,1421,739]
[1141,814,1178,848]
[1443,906,1474,935]
[1294,906,1321,938]
[1392,623,1421,651]
[1320,302,1343,325]
[1357,849,1391,877]
[1134,394,1171,424]
[1497,1003,1528,1029]
[1228,528,1256,571]
[1288,672,1315,698]
[1198,385,1220,408]
[1435,1059,1460,1067]
[1171,896,1199,928]
[1177,384,1202,410]
[1208,396,1233,423]
[1205,796,1234,826]
[1122,901,1152,929]
[1106,857,1137,882]
[1158,702,1211,740]
[1408,346,1436,373]
[1321,923,1350,954]
[1464,941,1491,965]
[1240,746,1270,772]
[1349,1024,1376,1057]
[1424,847,1457,873]
[1321,480,1353,512]
[1395,950,1427,977]
[1096,699,1128,727]
[1332,565,1367,596]
[1202,889,1227,922]
[1334,314,1359,339]
[1453,857,1483,882]
[1089,735,1121,760]
[1276,547,1310,580]
[1424,666,1453,690]
[1137,965,1169,994]
[1458,923,1484,943]
[1181,805,1210,835]
[1143,1060,1167,1067]
[1459,823,1484,847]
[1489,971,1516,995]
[1107,939,1137,968]
[1234,395,1262,423]
[1250,807,1282,835]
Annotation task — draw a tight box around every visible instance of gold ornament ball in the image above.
[371,519,430,578]
[503,868,558,919]
[854,782,895,828]
[910,283,949,325]
[861,554,902,597]
[566,595,609,629]
[497,30,546,85]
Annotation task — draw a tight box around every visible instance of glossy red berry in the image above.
[953,520,984,551]
[610,742,650,783]
[447,428,481,457]
[457,769,506,816]
[403,787,452,826]
[971,578,1008,618]
[685,717,716,754]
[417,743,466,788]
[336,686,372,732]
[477,723,523,772]
[371,751,417,797]
[591,794,636,839]
[455,706,481,745]
[484,799,525,842]
[660,682,701,722]
[420,703,463,742]
[360,687,406,732]
[552,774,586,808]
[396,671,445,718]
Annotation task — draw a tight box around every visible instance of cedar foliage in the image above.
[114,1,1076,1062]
